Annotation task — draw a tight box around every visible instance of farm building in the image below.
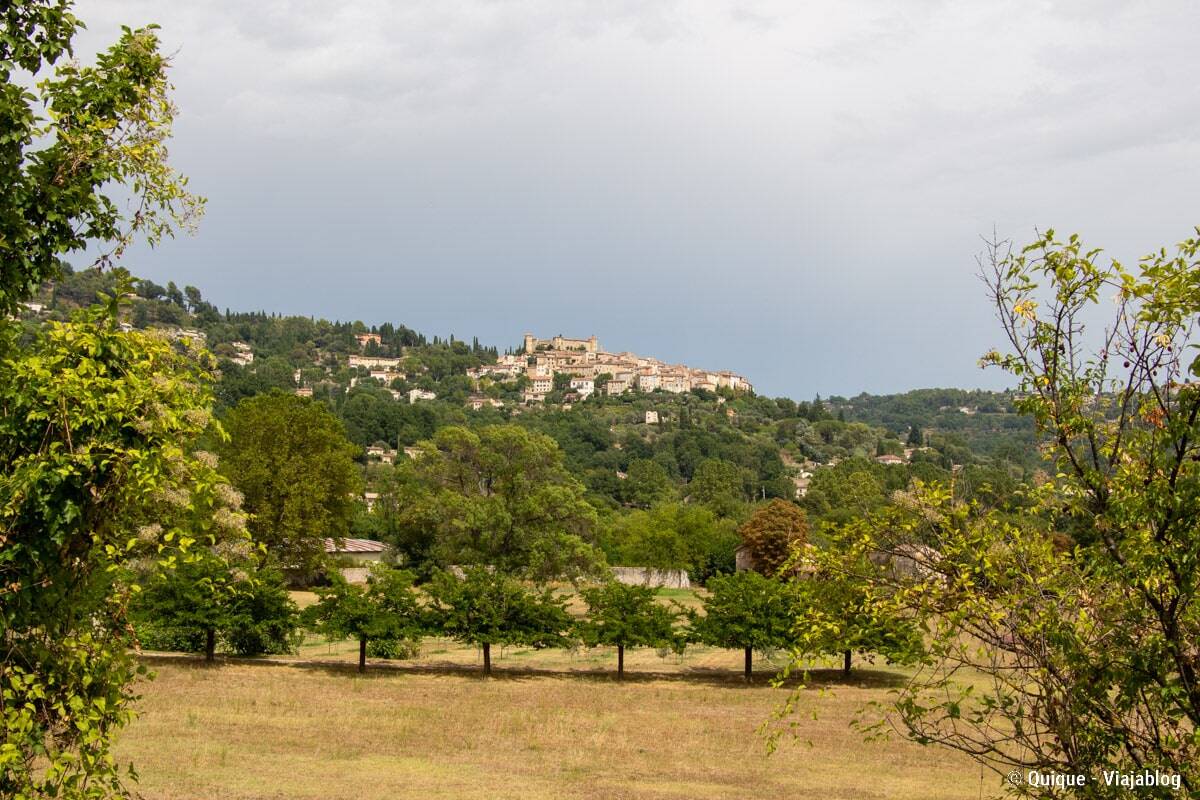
[324,538,389,583]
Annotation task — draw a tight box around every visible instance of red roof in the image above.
[324,538,388,554]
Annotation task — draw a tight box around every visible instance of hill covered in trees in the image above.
[19,265,1041,577]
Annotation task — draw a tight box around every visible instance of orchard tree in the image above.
[789,552,924,678]
[737,499,808,577]
[217,392,361,580]
[304,567,425,673]
[131,549,299,661]
[692,571,796,681]
[575,582,682,680]
[426,568,571,677]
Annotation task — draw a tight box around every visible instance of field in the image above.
[116,632,1003,799]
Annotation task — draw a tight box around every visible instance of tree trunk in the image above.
[358,635,367,673]
[744,646,753,682]
[483,642,492,677]
[205,628,216,663]
[843,649,852,677]
[617,644,625,680]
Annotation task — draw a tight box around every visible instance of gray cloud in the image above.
[69,0,1200,397]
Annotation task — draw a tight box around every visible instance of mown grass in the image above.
[116,649,1002,800]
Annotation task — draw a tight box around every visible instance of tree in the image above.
[575,581,682,679]
[217,392,361,580]
[789,551,924,677]
[304,566,425,673]
[0,5,206,792]
[426,568,571,677]
[401,425,603,580]
[1,290,238,798]
[688,458,747,515]
[0,4,203,319]
[132,550,237,663]
[737,499,808,577]
[779,230,1200,795]
[906,423,923,447]
[131,550,299,661]
[691,571,796,681]
[601,502,739,582]
[620,458,675,508]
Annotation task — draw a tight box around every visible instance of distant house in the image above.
[408,389,436,403]
[644,410,659,425]
[569,377,594,397]
[466,395,504,410]
[355,332,382,349]
[230,341,254,366]
[366,444,397,464]
[324,538,389,584]
[875,454,905,466]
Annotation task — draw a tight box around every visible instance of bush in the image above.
[366,637,421,660]
[134,622,207,654]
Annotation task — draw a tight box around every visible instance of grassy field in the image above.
[116,648,1001,800]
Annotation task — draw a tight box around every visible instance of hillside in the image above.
[20,266,1042,528]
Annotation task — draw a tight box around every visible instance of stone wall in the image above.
[610,566,691,589]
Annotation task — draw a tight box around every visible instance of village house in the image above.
[875,454,905,466]
[366,444,397,464]
[569,377,594,397]
[355,332,382,348]
[408,389,436,403]
[637,372,661,392]
[229,341,254,366]
[368,368,404,383]
[466,395,504,410]
[645,410,659,424]
[349,354,403,371]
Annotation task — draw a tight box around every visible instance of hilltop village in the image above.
[473,334,753,404]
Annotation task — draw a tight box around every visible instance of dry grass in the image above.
[115,651,1002,800]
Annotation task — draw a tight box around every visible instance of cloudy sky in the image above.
[74,1,1200,398]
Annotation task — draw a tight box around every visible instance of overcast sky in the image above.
[73,1,1200,398]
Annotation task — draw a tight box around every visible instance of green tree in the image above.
[790,552,923,677]
[1,292,239,798]
[737,499,808,577]
[402,425,603,580]
[779,230,1200,794]
[601,502,739,582]
[0,2,203,318]
[688,458,747,515]
[426,568,571,677]
[217,392,361,580]
[304,566,425,673]
[691,571,796,681]
[575,581,682,679]
[620,458,675,508]
[131,550,299,661]
[906,423,923,447]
